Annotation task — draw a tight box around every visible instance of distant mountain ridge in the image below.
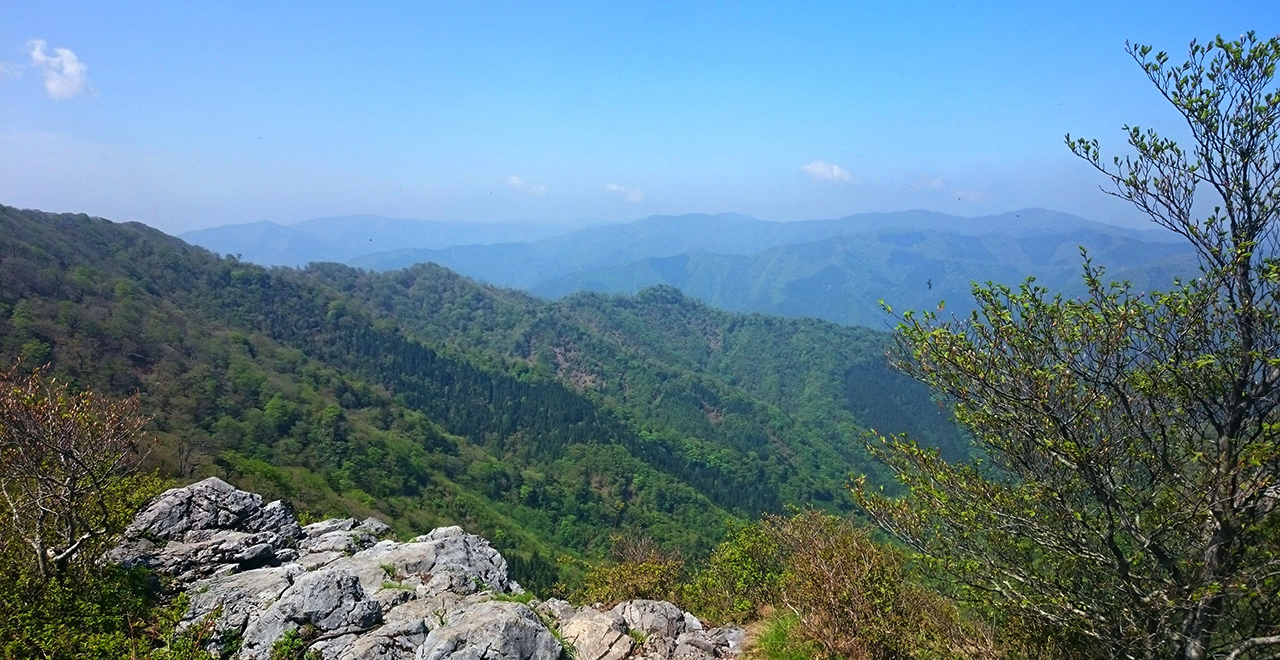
[530,226,1197,328]
[181,214,593,267]
[185,208,1195,329]
[347,208,1180,287]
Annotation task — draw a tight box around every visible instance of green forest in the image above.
[0,203,964,592]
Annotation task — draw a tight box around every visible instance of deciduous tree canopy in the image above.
[858,33,1280,660]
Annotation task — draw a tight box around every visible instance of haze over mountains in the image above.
[184,209,1197,328]
[181,215,595,267]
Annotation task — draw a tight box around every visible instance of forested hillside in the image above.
[0,205,963,592]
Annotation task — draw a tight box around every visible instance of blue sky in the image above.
[1,1,1276,232]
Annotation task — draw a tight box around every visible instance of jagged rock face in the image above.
[108,477,304,583]
[239,569,384,658]
[112,478,745,660]
[559,609,633,660]
[416,601,562,660]
[611,600,688,640]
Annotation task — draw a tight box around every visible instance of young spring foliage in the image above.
[857,33,1280,660]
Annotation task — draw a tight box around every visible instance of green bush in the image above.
[763,511,994,660]
[569,513,995,659]
[0,563,157,660]
[752,614,820,660]
[681,522,782,623]
[269,626,321,660]
[571,535,684,606]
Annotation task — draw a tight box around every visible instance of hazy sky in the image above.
[1,1,1276,233]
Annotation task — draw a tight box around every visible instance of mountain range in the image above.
[181,215,594,267]
[186,209,1198,328]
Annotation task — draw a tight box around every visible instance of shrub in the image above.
[0,366,155,579]
[751,613,820,660]
[0,563,162,660]
[763,511,995,660]
[269,626,321,660]
[571,535,684,606]
[681,522,783,624]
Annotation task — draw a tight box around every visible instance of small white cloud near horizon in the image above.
[801,160,858,184]
[506,175,546,196]
[912,174,945,190]
[953,189,984,202]
[604,182,644,203]
[29,40,87,99]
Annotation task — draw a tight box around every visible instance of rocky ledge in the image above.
[111,478,746,660]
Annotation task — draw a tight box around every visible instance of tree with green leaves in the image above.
[856,33,1280,660]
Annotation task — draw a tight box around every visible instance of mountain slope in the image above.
[0,205,962,592]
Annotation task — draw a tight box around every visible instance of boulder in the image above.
[534,598,577,627]
[706,627,746,652]
[319,527,512,600]
[415,601,561,660]
[110,477,302,584]
[560,608,633,660]
[673,631,717,660]
[612,599,688,639]
[128,477,301,540]
[300,517,393,556]
[183,564,305,639]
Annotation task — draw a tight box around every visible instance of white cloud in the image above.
[0,63,18,80]
[604,182,644,203]
[506,175,546,196]
[29,40,87,99]
[801,160,858,184]
[912,175,945,190]
[953,189,984,202]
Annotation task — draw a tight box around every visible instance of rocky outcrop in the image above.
[417,601,562,660]
[109,477,304,583]
[558,609,633,660]
[113,478,746,660]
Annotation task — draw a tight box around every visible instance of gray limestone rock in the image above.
[111,480,749,660]
[304,518,360,537]
[560,609,633,660]
[128,477,302,540]
[324,527,511,600]
[301,529,379,555]
[706,627,746,654]
[673,631,717,660]
[335,618,428,660]
[611,599,688,639]
[240,569,383,659]
[534,598,578,627]
[110,477,302,584]
[299,516,392,557]
[414,601,560,660]
[357,517,393,538]
[183,564,305,642]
